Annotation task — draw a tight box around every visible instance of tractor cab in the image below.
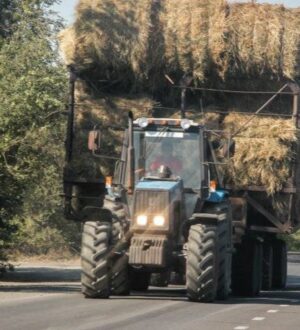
[129,118,212,227]
[133,118,207,191]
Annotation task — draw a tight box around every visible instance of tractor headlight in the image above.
[136,215,148,226]
[153,215,165,227]
[137,117,149,128]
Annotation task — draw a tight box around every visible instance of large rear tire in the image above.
[272,239,287,289]
[186,224,218,302]
[232,239,262,296]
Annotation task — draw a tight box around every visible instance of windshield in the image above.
[134,130,201,189]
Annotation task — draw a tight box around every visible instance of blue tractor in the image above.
[80,114,232,302]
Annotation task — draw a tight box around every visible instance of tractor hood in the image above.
[135,179,181,192]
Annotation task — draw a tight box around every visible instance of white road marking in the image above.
[246,297,295,303]
[252,317,265,321]
[280,304,289,307]
[267,309,279,313]
[234,326,249,330]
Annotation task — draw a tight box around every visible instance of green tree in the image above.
[0,0,79,260]
[0,0,17,42]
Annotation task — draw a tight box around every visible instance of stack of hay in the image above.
[59,0,300,88]
[60,0,300,223]
[221,112,299,223]
[222,113,297,195]
[70,81,156,176]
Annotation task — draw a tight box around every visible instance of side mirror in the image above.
[88,130,101,152]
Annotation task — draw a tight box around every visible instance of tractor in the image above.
[81,113,232,302]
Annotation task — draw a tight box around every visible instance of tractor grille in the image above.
[134,190,169,217]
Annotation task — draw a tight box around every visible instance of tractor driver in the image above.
[150,141,182,175]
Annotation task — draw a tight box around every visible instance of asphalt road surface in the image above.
[0,257,300,330]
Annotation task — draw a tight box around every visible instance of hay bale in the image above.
[59,0,155,79]
[75,93,155,129]
[59,1,300,90]
[162,0,214,80]
[225,3,300,79]
[208,1,228,77]
[223,113,296,141]
[283,8,300,79]
[70,86,156,177]
[225,137,291,194]
[222,113,297,195]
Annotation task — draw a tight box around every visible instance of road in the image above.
[0,257,299,330]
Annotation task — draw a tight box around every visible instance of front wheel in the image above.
[81,221,111,298]
[186,224,218,302]
[80,201,130,298]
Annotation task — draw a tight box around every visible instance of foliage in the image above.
[0,0,80,259]
[0,0,17,42]
[282,231,300,251]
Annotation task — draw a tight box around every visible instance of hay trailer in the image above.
[63,72,300,301]
[224,82,300,294]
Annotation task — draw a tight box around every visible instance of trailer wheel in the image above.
[262,242,273,290]
[186,224,218,302]
[272,239,287,289]
[81,221,111,298]
[232,239,262,296]
[130,270,151,291]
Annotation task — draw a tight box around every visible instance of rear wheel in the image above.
[272,239,287,289]
[262,242,273,290]
[186,224,218,302]
[232,239,262,296]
